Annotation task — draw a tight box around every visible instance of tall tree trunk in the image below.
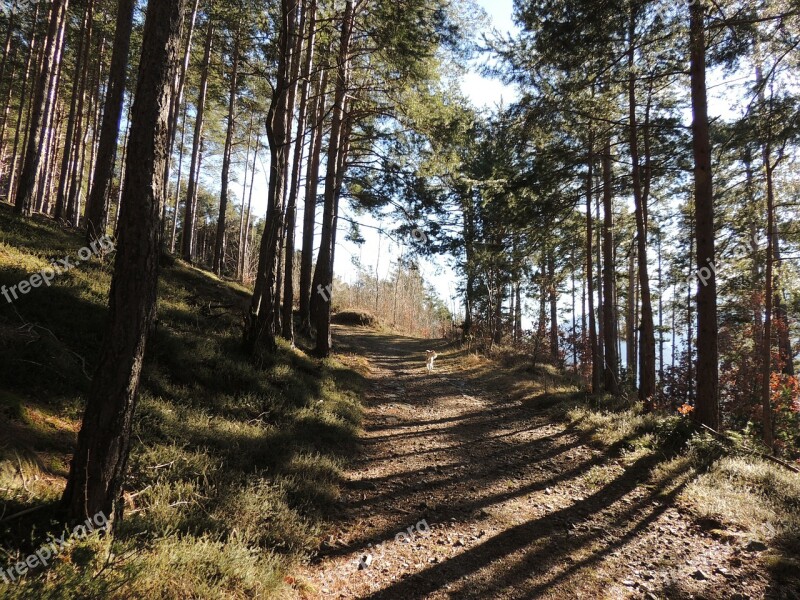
[628,8,656,405]
[0,11,18,186]
[85,0,135,242]
[627,244,637,384]
[64,2,95,224]
[213,27,241,275]
[761,154,776,449]
[548,251,559,362]
[657,226,664,385]
[6,4,40,200]
[40,99,63,214]
[164,0,200,245]
[241,136,259,281]
[754,60,794,378]
[14,0,69,215]
[312,0,354,357]
[298,62,328,329]
[602,138,619,394]
[595,176,604,373]
[34,1,68,215]
[237,116,253,280]
[85,35,107,206]
[273,0,306,333]
[586,136,600,393]
[282,0,317,341]
[62,0,187,523]
[181,17,213,263]
[689,0,719,429]
[245,0,298,355]
[169,101,187,253]
[163,0,200,203]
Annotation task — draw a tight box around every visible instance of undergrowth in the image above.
[561,392,800,592]
[0,205,365,598]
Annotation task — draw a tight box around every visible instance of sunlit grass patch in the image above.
[580,464,622,489]
[684,456,800,545]
[127,534,288,600]
[0,208,365,598]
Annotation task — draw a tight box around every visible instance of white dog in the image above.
[426,350,438,373]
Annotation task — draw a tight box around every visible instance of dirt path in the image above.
[296,327,774,599]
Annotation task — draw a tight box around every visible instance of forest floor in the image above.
[294,327,799,600]
[1,207,798,599]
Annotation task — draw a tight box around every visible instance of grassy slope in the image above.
[0,204,365,599]
[450,349,800,594]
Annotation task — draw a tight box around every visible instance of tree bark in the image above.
[282,0,317,341]
[6,4,40,200]
[312,0,355,358]
[298,62,328,330]
[0,11,18,186]
[628,7,656,405]
[85,0,135,243]
[548,251,559,362]
[213,27,241,275]
[586,136,600,393]
[245,0,298,355]
[689,0,720,429]
[237,116,253,280]
[181,16,213,262]
[602,137,619,394]
[14,0,69,216]
[62,0,187,523]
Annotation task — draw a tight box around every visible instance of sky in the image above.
[221,0,520,321]
[323,0,519,318]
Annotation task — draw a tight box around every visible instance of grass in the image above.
[0,204,366,598]
[559,393,800,592]
[447,340,800,593]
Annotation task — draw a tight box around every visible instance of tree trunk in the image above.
[628,8,656,405]
[245,0,298,356]
[64,1,95,224]
[689,1,719,429]
[548,251,559,362]
[14,0,69,216]
[586,136,600,393]
[298,62,328,330]
[627,244,637,384]
[6,4,41,200]
[169,101,187,253]
[62,0,187,523]
[311,0,355,357]
[213,28,241,275]
[241,137,259,281]
[0,11,19,187]
[181,17,213,263]
[282,0,317,341]
[237,116,253,280]
[85,0,135,242]
[163,0,201,204]
[602,138,619,394]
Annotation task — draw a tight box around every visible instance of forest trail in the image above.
[296,326,772,599]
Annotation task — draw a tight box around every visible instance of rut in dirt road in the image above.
[299,326,774,600]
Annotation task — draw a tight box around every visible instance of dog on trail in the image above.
[425,350,438,373]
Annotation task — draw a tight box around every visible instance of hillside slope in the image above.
[0,205,365,598]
